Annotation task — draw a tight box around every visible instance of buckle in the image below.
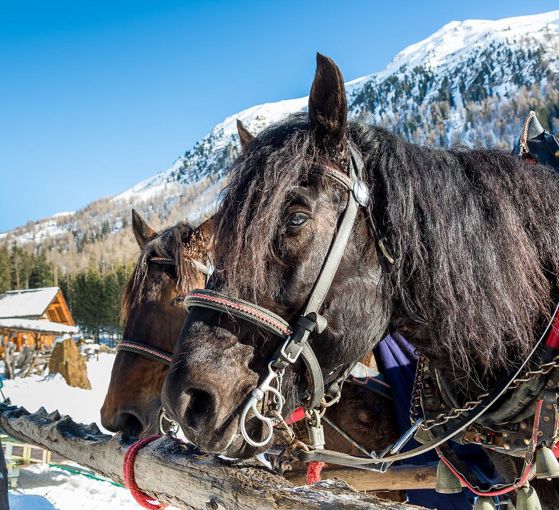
[278,337,305,365]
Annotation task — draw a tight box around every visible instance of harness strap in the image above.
[117,341,173,366]
[296,300,559,467]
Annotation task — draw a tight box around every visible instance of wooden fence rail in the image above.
[0,402,427,510]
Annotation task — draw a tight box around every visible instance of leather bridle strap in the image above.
[184,143,369,411]
[117,340,173,366]
[186,291,292,338]
[116,257,213,366]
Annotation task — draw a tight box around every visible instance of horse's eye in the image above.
[286,212,310,230]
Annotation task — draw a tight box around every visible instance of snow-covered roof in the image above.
[0,318,78,335]
[0,287,60,319]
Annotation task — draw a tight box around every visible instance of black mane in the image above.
[217,113,559,380]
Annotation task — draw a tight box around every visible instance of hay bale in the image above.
[48,339,92,389]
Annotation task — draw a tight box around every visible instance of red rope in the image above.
[306,461,325,484]
[123,435,167,509]
[285,407,305,425]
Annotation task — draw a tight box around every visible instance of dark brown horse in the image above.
[100,210,397,471]
[161,54,559,506]
[100,210,213,436]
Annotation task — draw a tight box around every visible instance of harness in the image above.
[512,110,559,171]
[181,142,559,493]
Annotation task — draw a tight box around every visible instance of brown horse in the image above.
[100,210,213,436]
[100,209,396,453]
[161,54,559,506]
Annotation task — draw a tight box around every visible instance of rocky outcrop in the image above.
[48,339,91,389]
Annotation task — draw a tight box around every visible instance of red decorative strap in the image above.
[546,311,559,350]
[187,292,292,336]
[118,341,173,365]
[123,435,166,509]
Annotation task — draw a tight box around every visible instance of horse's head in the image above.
[101,210,213,437]
[162,54,392,457]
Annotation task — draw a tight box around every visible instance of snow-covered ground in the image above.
[3,353,150,510]
[3,353,113,430]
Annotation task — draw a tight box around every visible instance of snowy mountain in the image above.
[2,10,559,271]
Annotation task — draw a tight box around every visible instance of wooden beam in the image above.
[53,290,75,326]
[0,403,424,510]
[286,465,445,492]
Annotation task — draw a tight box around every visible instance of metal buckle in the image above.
[377,419,424,472]
[278,337,304,365]
[240,362,286,448]
[159,408,179,436]
[352,180,369,207]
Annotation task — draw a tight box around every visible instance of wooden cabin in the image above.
[0,287,77,353]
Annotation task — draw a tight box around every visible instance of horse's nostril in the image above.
[184,388,214,432]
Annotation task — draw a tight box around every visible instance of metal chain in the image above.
[411,354,559,431]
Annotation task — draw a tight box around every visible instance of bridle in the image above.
[182,141,559,491]
[184,142,375,448]
[116,255,213,365]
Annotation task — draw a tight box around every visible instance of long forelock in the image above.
[215,115,318,299]
[120,222,200,323]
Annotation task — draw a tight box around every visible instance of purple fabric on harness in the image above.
[375,334,499,509]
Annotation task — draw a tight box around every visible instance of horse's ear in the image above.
[308,53,347,147]
[131,209,157,249]
[236,119,255,152]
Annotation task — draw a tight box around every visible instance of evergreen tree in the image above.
[0,247,11,292]
[28,252,54,288]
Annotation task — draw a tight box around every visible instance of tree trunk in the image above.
[0,403,424,510]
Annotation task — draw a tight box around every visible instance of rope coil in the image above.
[123,435,167,509]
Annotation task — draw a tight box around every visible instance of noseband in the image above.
[116,256,213,365]
[184,144,372,448]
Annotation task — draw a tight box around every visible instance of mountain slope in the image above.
[2,10,559,272]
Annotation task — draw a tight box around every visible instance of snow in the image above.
[382,9,559,76]
[2,353,161,509]
[0,288,60,319]
[0,319,78,335]
[9,464,141,510]
[3,353,114,429]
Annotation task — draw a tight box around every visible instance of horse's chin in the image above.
[219,433,269,459]
[181,416,270,459]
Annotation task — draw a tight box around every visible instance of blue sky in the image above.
[1,0,557,232]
